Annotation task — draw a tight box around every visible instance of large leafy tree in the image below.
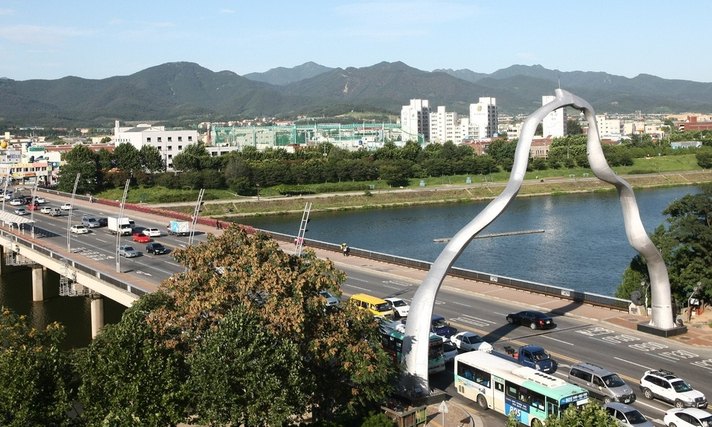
[139,144,165,173]
[0,308,75,427]
[113,143,142,176]
[57,144,98,193]
[617,185,712,304]
[171,142,211,172]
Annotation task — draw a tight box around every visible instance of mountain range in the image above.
[1,61,711,128]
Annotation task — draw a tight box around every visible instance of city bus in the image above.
[380,320,446,375]
[454,351,589,426]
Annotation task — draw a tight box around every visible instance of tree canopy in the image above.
[75,226,396,425]
[617,184,712,307]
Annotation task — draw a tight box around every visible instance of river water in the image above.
[240,185,703,297]
[0,184,701,347]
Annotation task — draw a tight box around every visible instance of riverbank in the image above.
[180,170,711,218]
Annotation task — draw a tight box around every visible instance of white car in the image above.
[60,203,72,210]
[14,208,28,216]
[640,369,707,408]
[663,408,712,427]
[450,331,493,352]
[442,340,459,364]
[34,196,46,204]
[383,297,410,318]
[40,206,53,214]
[142,227,161,237]
[70,224,89,234]
[9,198,24,206]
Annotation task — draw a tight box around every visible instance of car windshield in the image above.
[531,349,549,361]
[432,318,448,328]
[624,409,647,424]
[602,374,625,387]
[467,334,483,343]
[699,415,712,427]
[375,303,391,312]
[671,380,693,392]
[391,300,407,307]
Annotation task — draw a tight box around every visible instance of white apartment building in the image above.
[400,99,431,143]
[113,121,198,170]
[596,115,623,140]
[542,96,567,137]
[429,106,459,144]
[469,97,498,139]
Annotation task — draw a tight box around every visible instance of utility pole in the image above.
[188,188,205,246]
[115,179,130,273]
[66,173,80,251]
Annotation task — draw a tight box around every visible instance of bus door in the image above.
[546,397,559,419]
[493,376,505,413]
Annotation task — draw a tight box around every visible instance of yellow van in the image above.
[349,293,394,318]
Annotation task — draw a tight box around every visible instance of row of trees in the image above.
[616,184,712,310]
[58,129,712,196]
[2,228,397,426]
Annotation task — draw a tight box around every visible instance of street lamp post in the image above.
[66,173,80,252]
[115,179,130,273]
[29,179,40,238]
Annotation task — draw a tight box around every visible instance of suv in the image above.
[81,216,101,228]
[639,369,707,409]
[569,362,636,404]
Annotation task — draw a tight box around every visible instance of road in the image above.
[6,192,712,426]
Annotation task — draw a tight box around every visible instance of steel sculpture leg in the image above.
[401,89,675,396]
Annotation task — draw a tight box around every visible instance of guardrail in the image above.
[36,188,630,311]
[266,230,631,312]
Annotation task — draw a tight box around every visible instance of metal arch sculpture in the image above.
[402,88,675,395]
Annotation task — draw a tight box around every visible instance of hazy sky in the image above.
[1,0,709,82]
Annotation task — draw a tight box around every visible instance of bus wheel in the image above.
[476,394,488,409]
[531,418,543,427]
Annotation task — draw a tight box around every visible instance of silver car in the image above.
[118,245,140,258]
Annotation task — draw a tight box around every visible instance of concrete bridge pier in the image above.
[90,295,104,338]
[32,266,44,301]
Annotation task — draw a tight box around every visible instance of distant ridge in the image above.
[1,61,711,127]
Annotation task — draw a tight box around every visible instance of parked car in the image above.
[640,369,707,408]
[9,198,24,206]
[383,297,410,318]
[663,408,712,427]
[81,216,101,228]
[442,340,459,364]
[145,242,169,255]
[60,203,72,210]
[604,402,653,427]
[506,310,556,330]
[450,331,493,352]
[142,227,161,237]
[132,233,151,243]
[118,245,140,258]
[70,224,89,234]
[40,206,53,214]
[14,208,28,216]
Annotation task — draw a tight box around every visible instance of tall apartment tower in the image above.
[469,97,498,139]
[429,106,458,144]
[400,99,431,143]
[542,95,567,137]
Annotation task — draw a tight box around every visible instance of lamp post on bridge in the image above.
[66,173,80,252]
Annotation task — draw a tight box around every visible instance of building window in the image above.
[188,136,193,141]
[178,136,183,142]
[167,137,172,142]
[178,145,182,150]
[157,137,162,142]
[146,137,151,142]
[168,154,173,159]
[167,146,172,151]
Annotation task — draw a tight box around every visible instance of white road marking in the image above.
[614,356,652,370]
[542,335,574,346]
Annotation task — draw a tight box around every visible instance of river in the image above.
[0,184,701,348]
[240,185,703,297]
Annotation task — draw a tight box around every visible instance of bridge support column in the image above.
[90,295,104,338]
[32,266,44,301]
[0,245,4,275]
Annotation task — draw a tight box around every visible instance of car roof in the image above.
[668,408,712,418]
[604,402,636,412]
[571,362,612,376]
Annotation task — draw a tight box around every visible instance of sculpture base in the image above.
[637,322,687,337]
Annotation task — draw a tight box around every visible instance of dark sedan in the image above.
[506,310,556,330]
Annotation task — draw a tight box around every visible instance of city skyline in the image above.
[0,0,710,83]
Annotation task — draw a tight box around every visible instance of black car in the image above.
[145,242,168,255]
[506,310,556,330]
[98,217,108,227]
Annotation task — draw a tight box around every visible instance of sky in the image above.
[1,0,710,83]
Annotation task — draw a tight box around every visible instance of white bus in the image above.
[454,351,589,426]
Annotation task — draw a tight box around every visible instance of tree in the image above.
[0,308,75,427]
[140,144,165,173]
[113,143,142,177]
[544,403,614,427]
[57,144,98,193]
[379,160,413,187]
[566,119,584,135]
[485,139,516,167]
[617,185,712,304]
[143,227,396,422]
[697,147,712,168]
[171,142,211,172]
